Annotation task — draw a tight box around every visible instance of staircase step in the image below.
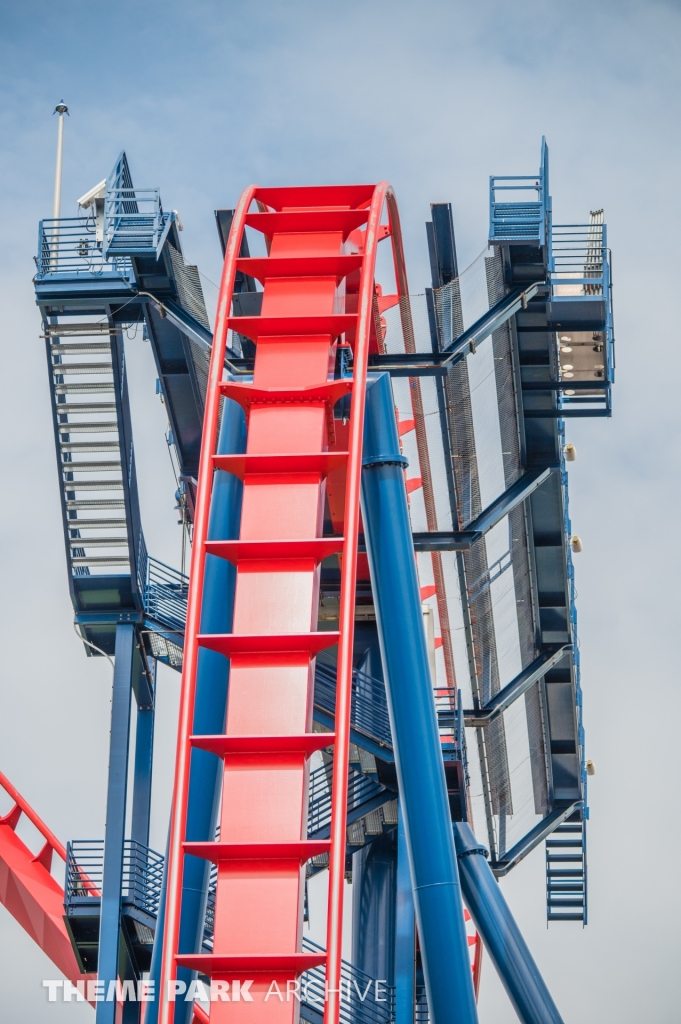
[197,632,340,658]
[45,323,120,337]
[71,555,130,566]
[245,209,369,238]
[548,899,585,908]
[57,422,120,434]
[213,452,348,480]
[52,363,113,375]
[546,839,583,848]
[62,461,122,473]
[50,342,113,355]
[546,854,583,862]
[62,481,124,492]
[60,441,120,453]
[65,499,125,510]
[547,913,584,922]
[54,383,115,394]
[69,537,129,548]
[66,519,128,530]
[57,403,117,414]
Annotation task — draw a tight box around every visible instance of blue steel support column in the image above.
[352,830,397,984]
[395,801,415,1024]
[147,395,246,1024]
[360,373,478,1024]
[454,822,564,1024]
[131,662,155,849]
[96,623,135,1024]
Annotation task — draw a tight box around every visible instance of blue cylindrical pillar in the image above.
[147,395,245,1023]
[394,800,415,1024]
[454,822,564,1024]
[360,373,478,1024]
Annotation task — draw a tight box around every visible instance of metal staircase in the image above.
[546,819,587,923]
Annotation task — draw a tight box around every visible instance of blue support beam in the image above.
[361,372,478,1024]
[464,645,570,727]
[394,802,415,1024]
[410,467,554,552]
[368,282,544,376]
[96,623,135,1024]
[146,394,245,1024]
[491,802,582,877]
[454,822,564,1024]
[131,697,155,848]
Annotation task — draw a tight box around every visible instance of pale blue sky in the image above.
[0,1,679,1021]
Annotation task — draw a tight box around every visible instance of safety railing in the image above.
[65,840,164,918]
[104,187,169,258]
[300,938,395,1024]
[307,759,390,837]
[551,220,614,415]
[315,653,393,751]
[138,536,189,636]
[35,218,134,279]
[550,222,610,297]
[489,139,549,246]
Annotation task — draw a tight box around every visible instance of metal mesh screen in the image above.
[382,247,549,857]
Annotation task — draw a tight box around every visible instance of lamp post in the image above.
[51,101,69,269]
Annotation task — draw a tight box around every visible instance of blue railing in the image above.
[103,187,172,259]
[64,839,164,918]
[299,938,395,1024]
[307,759,392,838]
[489,138,549,246]
[315,652,393,751]
[137,535,189,637]
[35,218,134,279]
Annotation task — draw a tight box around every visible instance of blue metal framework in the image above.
[16,139,609,1023]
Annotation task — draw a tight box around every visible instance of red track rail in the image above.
[158,182,404,1024]
[0,771,95,988]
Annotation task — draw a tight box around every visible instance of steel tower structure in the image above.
[0,138,614,1024]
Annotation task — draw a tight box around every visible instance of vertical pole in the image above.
[52,101,68,219]
[394,802,415,1024]
[361,373,478,1024]
[96,623,135,1024]
[51,100,68,272]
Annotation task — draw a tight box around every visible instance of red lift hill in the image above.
[2,138,613,1024]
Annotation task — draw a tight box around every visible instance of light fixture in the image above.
[586,759,596,776]
[565,389,575,396]
[560,335,571,342]
[562,364,573,370]
[593,363,604,370]
[560,346,572,353]
[570,535,583,553]
[564,443,576,461]
[563,371,574,378]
